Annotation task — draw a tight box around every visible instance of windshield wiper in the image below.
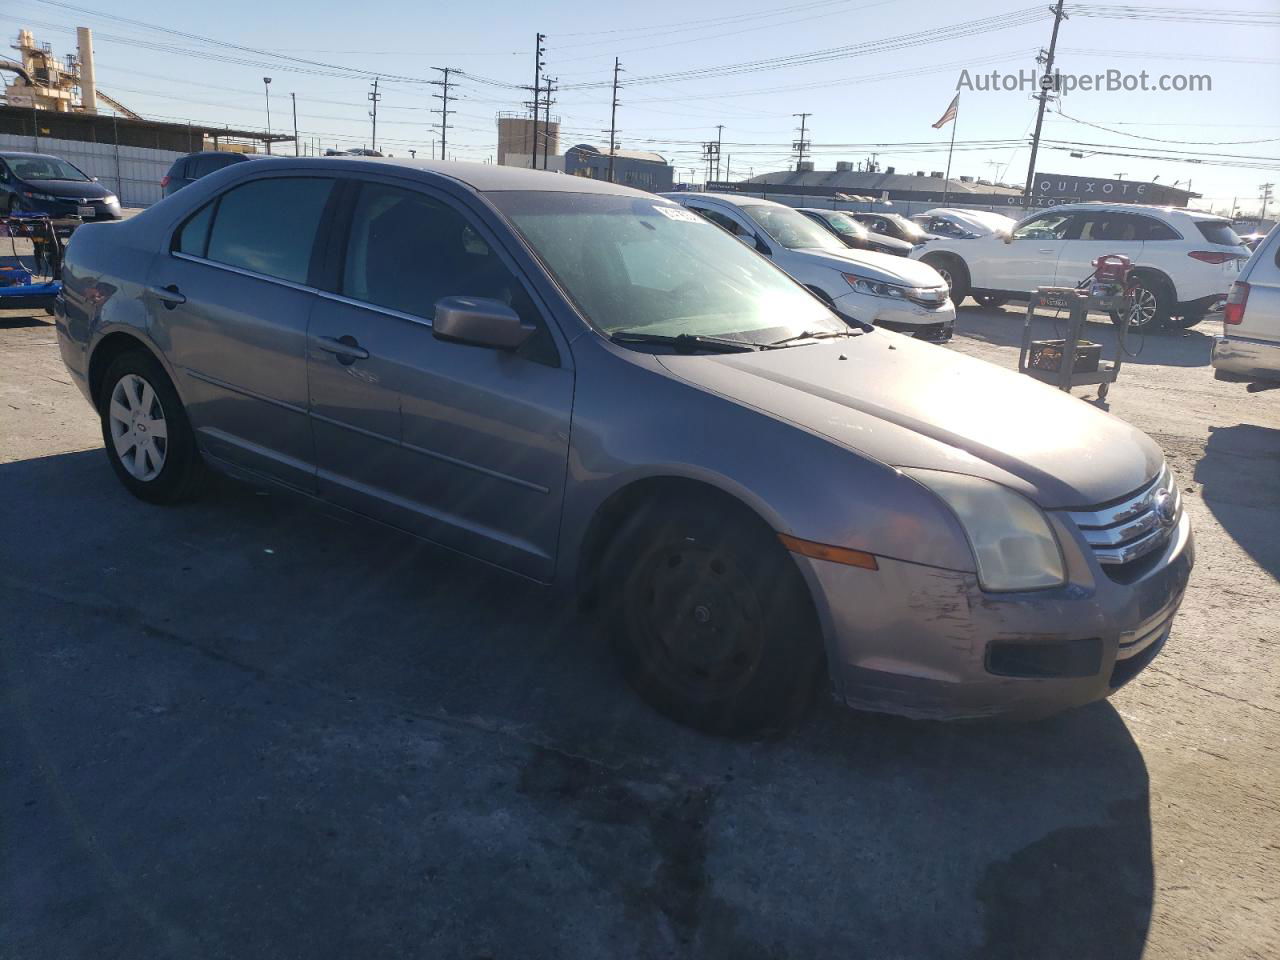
[609,331,759,353]
[763,329,861,348]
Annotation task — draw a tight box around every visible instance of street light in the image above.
[263,77,272,154]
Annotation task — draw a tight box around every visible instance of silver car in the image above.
[1213,224,1280,384]
[55,158,1193,734]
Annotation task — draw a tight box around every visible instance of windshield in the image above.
[739,204,846,251]
[883,213,927,240]
[2,154,91,182]
[492,192,844,344]
[818,212,866,239]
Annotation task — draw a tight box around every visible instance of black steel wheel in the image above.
[599,495,824,736]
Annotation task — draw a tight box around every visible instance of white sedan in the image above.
[666,193,956,341]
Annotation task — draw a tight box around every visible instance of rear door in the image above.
[147,173,337,490]
[306,177,574,580]
[1053,212,1146,288]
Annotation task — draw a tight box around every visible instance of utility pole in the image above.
[607,57,622,183]
[262,76,272,154]
[291,92,298,157]
[793,113,811,172]
[430,67,456,160]
[1023,0,1068,205]
[725,154,731,183]
[368,77,381,153]
[701,140,719,185]
[531,33,546,169]
[714,124,724,181]
[542,76,556,170]
[1260,183,1274,228]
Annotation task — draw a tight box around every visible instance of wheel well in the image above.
[577,477,778,605]
[1128,267,1176,302]
[921,251,968,279]
[88,332,155,410]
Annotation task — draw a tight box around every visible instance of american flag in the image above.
[932,94,959,129]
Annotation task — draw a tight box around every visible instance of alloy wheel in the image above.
[108,373,168,481]
[1127,287,1159,329]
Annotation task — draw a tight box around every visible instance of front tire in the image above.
[1111,275,1171,332]
[922,254,970,306]
[599,496,824,736]
[99,350,204,504]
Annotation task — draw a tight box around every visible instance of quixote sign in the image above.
[1031,173,1175,206]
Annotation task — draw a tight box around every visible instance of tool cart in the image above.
[1018,254,1136,403]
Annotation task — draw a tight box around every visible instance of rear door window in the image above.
[204,177,335,283]
[1195,221,1244,246]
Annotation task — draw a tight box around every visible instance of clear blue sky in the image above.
[8,0,1278,213]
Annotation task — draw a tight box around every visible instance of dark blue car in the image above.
[0,152,122,221]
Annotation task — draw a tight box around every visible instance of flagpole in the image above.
[942,94,958,206]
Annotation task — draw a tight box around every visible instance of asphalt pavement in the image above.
[1,303,1276,960]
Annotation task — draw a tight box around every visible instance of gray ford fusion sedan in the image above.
[55,157,1193,734]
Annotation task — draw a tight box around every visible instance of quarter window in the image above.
[174,201,215,257]
[204,177,334,284]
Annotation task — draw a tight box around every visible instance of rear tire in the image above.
[598,495,824,736]
[1111,275,1171,332]
[922,254,970,306]
[98,350,204,504]
[973,293,1008,309]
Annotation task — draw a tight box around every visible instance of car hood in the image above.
[21,179,111,199]
[870,234,915,254]
[794,247,947,287]
[657,334,1163,508]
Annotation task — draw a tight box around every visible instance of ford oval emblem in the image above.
[1154,489,1177,527]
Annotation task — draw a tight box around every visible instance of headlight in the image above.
[905,469,1065,592]
[843,273,913,299]
[102,194,119,205]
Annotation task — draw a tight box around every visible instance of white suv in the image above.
[912,203,1250,330]
[666,193,956,341]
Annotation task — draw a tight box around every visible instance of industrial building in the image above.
[1,27,288,205]
[709,162,1198,215]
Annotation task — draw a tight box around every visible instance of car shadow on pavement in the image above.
[0,448,1154,960]
[0,311,52,330]
[1196,422,1280,579]
[956,306,1215,369]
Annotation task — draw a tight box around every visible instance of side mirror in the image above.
[1004,234,1015,244]
[91,176,100,182]
[433,296,535,351]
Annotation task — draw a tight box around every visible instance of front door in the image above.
[147,174,337,490]
[306,179,573,581]
[979,211,1077,294]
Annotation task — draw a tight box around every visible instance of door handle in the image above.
[147,283,185,308]
[316,335,369,363]
[1038,248,1054,254]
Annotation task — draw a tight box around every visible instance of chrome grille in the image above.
[1066,466,1181,566]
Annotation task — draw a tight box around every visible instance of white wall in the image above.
[0,133,182,207]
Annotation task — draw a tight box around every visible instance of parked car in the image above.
[1238,232,1267,252]
[796,208,914,257]
[1213,225,1280,385]
[851,211,934,246]
[665,193,955,340]
[55,157,1193,733]
[0,152,121,221]
[913,203,1250,329]
[161,151,255,196]
[912,208,1017,240]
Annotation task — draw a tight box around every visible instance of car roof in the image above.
[1040,202,1227,222]
[0,152,65,160]
[241,156,656,197]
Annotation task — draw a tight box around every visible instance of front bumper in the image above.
[796,509,1194,720]
[833,289,956,340]
[1212,334,1280,383]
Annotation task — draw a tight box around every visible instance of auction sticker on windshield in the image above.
[654,205,703,223]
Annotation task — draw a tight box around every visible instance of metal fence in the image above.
[0,132,180,207]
